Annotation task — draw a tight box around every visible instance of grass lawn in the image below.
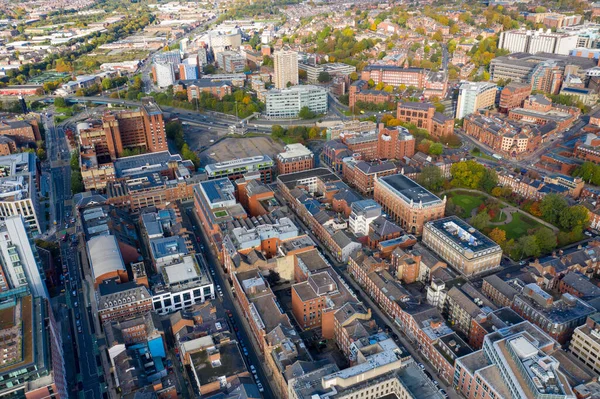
[449,192,485,218]
[490,211,507,223]
[496,212,542,240]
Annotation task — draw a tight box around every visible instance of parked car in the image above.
[439,389,448,398]
[418,363,425,370]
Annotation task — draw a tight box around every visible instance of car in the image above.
[423,370,432,379]
[243,348,249,356]
[418,363,425,370]
[72,290,77,296]
[77,325,82,333]
[74,301,78,307]
[432,380,439,386]
[250,365,256,373]
[76,313,80,319]
[258,385,264,393]
[439,389,448,398]
[76,320,81,327]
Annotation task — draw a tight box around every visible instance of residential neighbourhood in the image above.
[4,0,600,399]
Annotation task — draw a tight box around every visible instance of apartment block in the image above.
[273,50,299,89]
[455,81,497,119]
[0,153,40,234]
[499,29,578,55]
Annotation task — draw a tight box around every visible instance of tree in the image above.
[429,142,443,156]
[54,97,67,108]
[534,227,557,254]
[367,79,375,88]
[318,71,331,83]
[559,205,589,231]
[480,169,498,193]
[540,194,568,226]
[471,211,490,230]
[491,187,503,197]
[518,235,541,258]
[349,72,358,81]
[101,78,113,91]
[298,106,316,119]
[265,270,281,286]
[489,228,506,245]
[71,171,84,194]
[432,30,444,42]
[417,165,444,192]
[450,160,486,189]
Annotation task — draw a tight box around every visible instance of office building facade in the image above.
[373,174,446,235]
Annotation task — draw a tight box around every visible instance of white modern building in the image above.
[273,50,299,89]
[206,30,242,55]
[151,254,214,315]
[265,85,328,119]
[154,61,176,88]
[455,81,497,119]
[0,153,40,234]
[0,215,48,298]
[349,199,382,236]
[298,62,357,84]
[499,29,578,55]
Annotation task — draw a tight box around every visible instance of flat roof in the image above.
[378,174,442,206]
[205,155,273,174]
[426,216,502,256]
[197,178,236,205]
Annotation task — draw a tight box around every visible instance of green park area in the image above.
[447,192,485,218]
[495,212,542,240]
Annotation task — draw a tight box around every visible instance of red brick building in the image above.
[499,82,531,113]
[396,102,453,138]
[342,159,397,195]
[349,79,393,108]
[276,143,314,175]
[101,98,167,159]
[0,119,41,144]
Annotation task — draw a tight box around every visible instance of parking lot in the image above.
[199,136,284,164]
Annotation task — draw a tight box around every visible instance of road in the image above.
[41,111,72,237]
[44,108,103,399]
[181,202,275,399]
